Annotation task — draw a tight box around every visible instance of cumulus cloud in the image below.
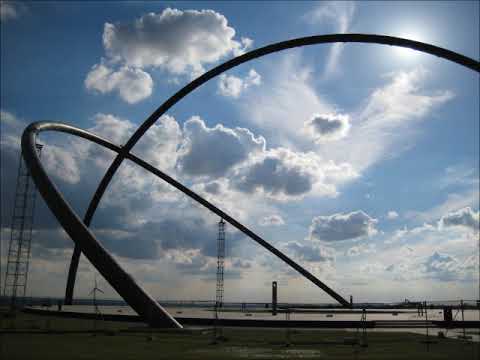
[85,63,153,104]
[177,116,265,178]
[85,8,251,103]
[232,258,252,269]
[133,115,182,170]
[406,191,479,223]
[41,145,82,184]
[233,147,357,200]
[308,210,378,242]
[285,242,334,262]
[218,69,262,98]
[346,243,376,257]
[85,112,182,172]
[203,181,221,195]
[86,114,183,212]
[386,211,399,220]
[165,249,212,275]
[439,207,479,232]
[0,110,85,185]
[102,8,252,75]
[88,113,135,144]
[305,113,350,143]
[139,211,248,260]
[305,1,355,76]
[422,251,477,282]
[233,149,317,199]
[259,214,285,226]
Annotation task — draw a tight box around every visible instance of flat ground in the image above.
[1,310,478,359]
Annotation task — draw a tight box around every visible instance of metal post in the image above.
[285,308,291,346]
[424,301,430,352]
[272,281,278,316]
[361,309,368,347]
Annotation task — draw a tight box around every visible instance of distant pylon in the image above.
[3,144,43,309]
[214,218,226,340]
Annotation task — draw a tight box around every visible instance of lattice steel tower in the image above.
[3,144,43,308]
[213,218,226,340]
[215,219,226,310]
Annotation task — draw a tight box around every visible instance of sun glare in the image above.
[393,31,426,59]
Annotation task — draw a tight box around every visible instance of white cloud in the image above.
[0,1,25,22]
[233,147,357,201]
[360,68,454,126]
[41,145,82,184]
[421,251,477,282]
[259,214,285,226]
[84,112,182,171]
[191,177,287,229]
[89,113,135,144]
[285,241,334,263]
[85,63,153,104]
[218,69,262,98]
[84,113,183,210]
[242,53,334,146]
[305,1,356,77]
[304,113,350,143]
[406,191,479,223]
[316,67,455,173]
[203,181,221,195]
[308,210,378,242]
[177,116,266,178]
[180,118,358,205]
[439,207,479,232]
[0,110,24,149]
[102,8,252,76]
[438,165,479,189]
[134,115,183,171]
[0,112,180,211]
[346,243,376,257]
[244,61,454,182]
[232,258,252,269]
[386,211,399,220]
[0,110,85,185]
[85,8,252,103]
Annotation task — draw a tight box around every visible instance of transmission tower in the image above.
[3,144,43,309]
[214,218,226,340]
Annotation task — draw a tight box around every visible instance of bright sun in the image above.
[393,31,426,59]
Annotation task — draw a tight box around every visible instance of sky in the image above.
[1,1,479,305]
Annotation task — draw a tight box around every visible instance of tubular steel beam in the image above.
[21,122,182,328]
[65,33,480,305]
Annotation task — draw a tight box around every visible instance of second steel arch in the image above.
[65,33,480,305]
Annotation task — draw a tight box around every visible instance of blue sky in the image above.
[1,1,479,304]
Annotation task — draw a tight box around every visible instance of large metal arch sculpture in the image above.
[21,34,479,328]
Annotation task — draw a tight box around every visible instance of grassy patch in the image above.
[1,311,478,359]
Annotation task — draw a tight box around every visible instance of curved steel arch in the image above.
[62,33,479,306]
[22,122,182,327]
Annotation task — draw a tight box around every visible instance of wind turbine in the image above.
[90,273,104,332]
